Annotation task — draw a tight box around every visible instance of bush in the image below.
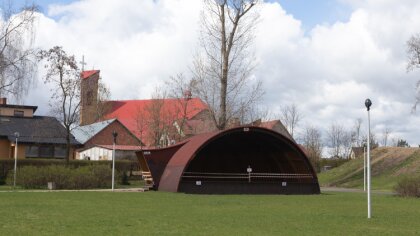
[7,165,114,189]
[0,159,138,185]
[394,175,420,198]
[119,171,130,185]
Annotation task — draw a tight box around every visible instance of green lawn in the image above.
[0,191,419,235]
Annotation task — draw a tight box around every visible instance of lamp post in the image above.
[112,131,118,191]
[365,98,372,219]
[13,132,19,189]
[247,165,252,183]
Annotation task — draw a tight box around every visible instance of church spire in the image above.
[80,55,87,71]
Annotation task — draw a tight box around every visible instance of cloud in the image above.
[255,0,420,145]
[22,0,420,146]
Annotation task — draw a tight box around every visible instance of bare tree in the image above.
[352,118,363,147]
[133,104,147,147]
[362,132,378,149]
[245,104,272,125]
[406,34,420,110]
[191,0,263,130]
[141,87,185,147]
[302,125,323,172]
[38,46,81,163]
[326,123,348,158]
[381,126,391,147]
[165,73,199,139]
[146,88,167,147]
[342,130,353,159]
[0,2,38,101]
[280,103,302,138]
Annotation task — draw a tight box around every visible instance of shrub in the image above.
[394,175,420,198]
[7,165,114,189]
[119,171,130,185]
[0,159,138,185]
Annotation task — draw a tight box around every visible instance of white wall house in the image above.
[76,145,142,161]
[79,146,112,160]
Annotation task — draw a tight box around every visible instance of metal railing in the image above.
[182,172,314,182]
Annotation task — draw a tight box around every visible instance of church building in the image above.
[79,70,216,148]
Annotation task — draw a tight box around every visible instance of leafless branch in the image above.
[192,0,260,130]
[0,2,38,101]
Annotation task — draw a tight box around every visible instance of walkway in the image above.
[321,187,395,195]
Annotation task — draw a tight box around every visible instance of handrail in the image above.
[182,172,313,179]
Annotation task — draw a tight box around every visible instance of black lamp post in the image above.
[365,98,372,219]
[112,131,118,191]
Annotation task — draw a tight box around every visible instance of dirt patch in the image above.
[371,147,418,176]
[326,147,420,187]
[393,150,420,176]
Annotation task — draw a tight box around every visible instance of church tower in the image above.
[80,70,100,126]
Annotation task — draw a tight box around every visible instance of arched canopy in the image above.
[158,126,320,194]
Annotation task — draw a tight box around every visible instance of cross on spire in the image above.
[80,55,87,71]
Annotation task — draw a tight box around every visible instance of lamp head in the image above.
[112,131,118,143]
[365,98,372,111]
[14,132,19,138]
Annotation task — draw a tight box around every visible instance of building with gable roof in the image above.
[80,70,216,147]
[72,118,142,160]
[0,98,80,159]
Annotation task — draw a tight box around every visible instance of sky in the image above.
[6,0,420,147]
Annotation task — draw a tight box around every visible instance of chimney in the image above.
[0,98,6,105]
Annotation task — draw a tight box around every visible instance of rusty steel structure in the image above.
[136,126,320,194]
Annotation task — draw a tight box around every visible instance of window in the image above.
[39,145,54,158]
[14,110,24,117]
[54,146,66,158]
[25,146,39,157]
[25,145,67,158]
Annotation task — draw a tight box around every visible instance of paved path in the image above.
[321,187,396,195]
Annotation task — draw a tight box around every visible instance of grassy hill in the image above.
[318,147,420,190]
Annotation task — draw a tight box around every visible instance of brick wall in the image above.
[80,72,99,126]
[0,139,10,158]
[84,121,141,146]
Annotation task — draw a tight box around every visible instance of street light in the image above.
[112,131,118,191]
[365,98,372,219]
[247,165,252,183]
[13,132,19,189]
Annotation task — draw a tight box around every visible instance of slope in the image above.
[318,147,420,190]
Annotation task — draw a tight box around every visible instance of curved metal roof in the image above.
[158,126,317,192]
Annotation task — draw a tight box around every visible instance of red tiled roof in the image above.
[81,70,100,79]
[103,98,208,146]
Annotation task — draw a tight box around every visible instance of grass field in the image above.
[0,191,419,235]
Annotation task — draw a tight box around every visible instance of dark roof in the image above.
[0,104,38,112]
[0,116,79,145]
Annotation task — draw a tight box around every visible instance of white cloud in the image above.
[21,0,420,146]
